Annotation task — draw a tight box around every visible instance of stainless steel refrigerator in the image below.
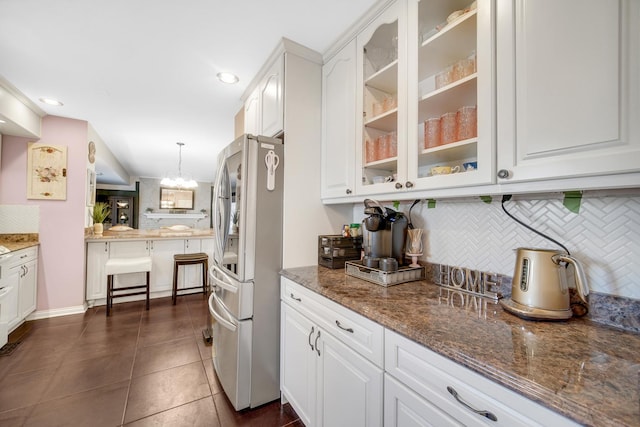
[208,134,283,410]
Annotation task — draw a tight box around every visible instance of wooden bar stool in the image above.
[105,257,152,316]
[172,252,209,305]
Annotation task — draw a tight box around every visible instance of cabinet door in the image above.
[408,0,495,191]
[86,241,110,301]
[496,0,640,182]
[355,0,404,195]
[0,269,20,331]
[385,374,462,427]
[281,303,317,427]
[316,327,384,427]
[260,58,284,137]
[18,259,37,319]
[244,87,260,135]
[321,39,357,199]
[149,239,184,292]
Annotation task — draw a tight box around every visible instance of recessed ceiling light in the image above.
[217,72,239,84]
[39,97,63,106]
[0,119,6,124]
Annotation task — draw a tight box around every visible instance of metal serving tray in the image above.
[345,260,425,287]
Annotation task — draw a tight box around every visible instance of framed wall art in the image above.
[27,143,68,200]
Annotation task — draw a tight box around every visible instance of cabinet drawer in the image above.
[9,247,38,267]
[385,329,579,427]
[281,277,384,367]
[1,247,38,279]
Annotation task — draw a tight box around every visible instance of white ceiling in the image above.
[0,0,377,184]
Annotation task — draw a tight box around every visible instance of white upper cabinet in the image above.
[321,39,357,198]
[496,0,640,183]
[260,58,285,137]
[244,87,260,135]
[244,56,285,137]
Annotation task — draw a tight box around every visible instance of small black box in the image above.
[318,235,363,269]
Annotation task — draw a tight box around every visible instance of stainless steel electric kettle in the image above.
[500,248,589,320]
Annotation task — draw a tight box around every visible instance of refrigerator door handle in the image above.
[208,293,237,332]
[211,265,239,294]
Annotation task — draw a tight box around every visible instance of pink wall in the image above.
[1,116,88,312]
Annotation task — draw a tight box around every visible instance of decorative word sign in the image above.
[434,264,503,301]
[437,288,498,319]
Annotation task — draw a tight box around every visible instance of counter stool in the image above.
[172,253,209,305]
[105,257,152,316]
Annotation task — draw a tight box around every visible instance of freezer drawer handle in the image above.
[308,326,315,350]
[447,386,498,422]
[335,320,354,333]
[208,293,237,332]
[290,293,301,302]
[314,330,321,356]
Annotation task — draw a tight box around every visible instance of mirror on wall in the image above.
[160,187,194,210]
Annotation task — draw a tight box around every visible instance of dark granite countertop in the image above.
[281,266,640,427]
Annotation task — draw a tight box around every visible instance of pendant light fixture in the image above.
[161,142,198,189]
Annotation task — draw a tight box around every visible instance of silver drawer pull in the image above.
[335,320,354,333]
[290,293,301,302]
[447,386,498,422]
[308,326,315,351]
[315,330,321,356]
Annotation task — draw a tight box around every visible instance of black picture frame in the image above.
[159,187,195,210]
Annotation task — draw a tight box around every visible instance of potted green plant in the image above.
[92,202,111,235]
[231,210,239,234]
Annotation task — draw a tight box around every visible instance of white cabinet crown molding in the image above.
[241,37,323,103]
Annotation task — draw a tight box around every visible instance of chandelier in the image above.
[160,142,198,189]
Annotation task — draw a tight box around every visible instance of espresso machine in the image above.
[362,199,408,265]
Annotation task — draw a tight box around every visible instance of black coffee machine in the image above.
[362,199,408,265]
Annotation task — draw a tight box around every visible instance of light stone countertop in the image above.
[281,265,640,427]
[0,234,39,253]
[85,228,214,241]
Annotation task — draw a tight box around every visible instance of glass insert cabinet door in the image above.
[407,0,494,190]
[356,1,404,194]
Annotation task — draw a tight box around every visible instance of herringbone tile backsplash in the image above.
[356,191,640,300]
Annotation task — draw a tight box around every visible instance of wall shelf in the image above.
[144,213,207,220]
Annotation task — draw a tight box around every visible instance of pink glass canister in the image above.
[365,138,376,163]
[457,106,477,140]
[440,112,458,145]
[424,117,441,149]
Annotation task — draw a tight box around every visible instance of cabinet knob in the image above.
[405,181,414,189]
[497,169,512,179]
[395,182,403,189]
[345,189,352,195]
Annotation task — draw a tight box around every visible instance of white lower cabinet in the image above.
[0,246,38,332]
[280,278,580,427]
[280,277,384,427]
[385,329,579,427]
[85,238,213,304]
[385,373,461,427]
[17,258,37,319]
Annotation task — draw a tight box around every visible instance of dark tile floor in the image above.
[0,294,301,427]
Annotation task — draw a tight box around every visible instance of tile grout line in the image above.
[119,309,144,427]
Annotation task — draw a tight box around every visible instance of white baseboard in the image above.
[27,303,88,320]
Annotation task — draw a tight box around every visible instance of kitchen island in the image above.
[85,228,214,306]
[280,265,639,427]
